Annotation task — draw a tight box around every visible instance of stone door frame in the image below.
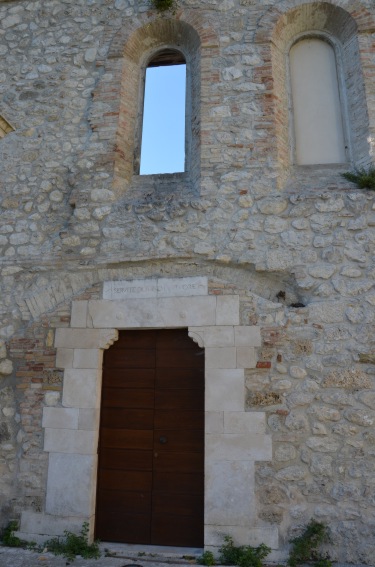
[19,280,277,550]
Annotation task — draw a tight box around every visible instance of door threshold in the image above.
[100,542,203,561]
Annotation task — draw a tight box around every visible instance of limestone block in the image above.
[44,428,97,454]
[189,326,235,347]
[70,301,88,328]
[79,409,100,430]
[19,511,86,538]
[234,326,261,347]
[323,368,371,389]
[88,297,216,328]
[55,328,117,349]
[205,525,279,549]
[103,277,208,299]
[205,461,256,525]
[73,349,102,369]
[224,412,266,434]
[56,348,74,369]
[0,359,13,375]
[205,369,245,410]
[216,295,240,325]
[236,347,257,368]
[62,369,100,409]
[205,411,224,433]
[205,347,237,369]
[42,407,79,430]
[308,301,349,324]
[46,453,97,516]
[206,433,272,461]
[0,340,6,358]
[44,392,60,407]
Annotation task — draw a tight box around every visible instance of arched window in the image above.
[265,3,371,184]
[289,37,347,165]
[140,49,186,175]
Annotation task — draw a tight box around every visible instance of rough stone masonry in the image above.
[0,0,375,564]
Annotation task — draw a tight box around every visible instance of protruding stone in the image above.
[0,359,13,375]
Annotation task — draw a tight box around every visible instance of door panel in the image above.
[101,408,154,429]
[100,428,154,450]
[99,448,153,470]
[102,388,155,408]
[156,368,204,390]
[154,409,203,429]
[96,329,204,547]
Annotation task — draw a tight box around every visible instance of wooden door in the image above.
[95,329,204,547]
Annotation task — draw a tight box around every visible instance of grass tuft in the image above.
[342,167,375,190]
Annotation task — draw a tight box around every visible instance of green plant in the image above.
[1,521,37,550]
[288,520,331,567]
[2,521,25,548]
[199,550,216,565]
[342,167,375,190]
[219,535,271,567]
[149,0,177,13]
[44,522,100,561]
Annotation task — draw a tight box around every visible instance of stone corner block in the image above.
[216,295,240,325]
[205,525,279,549]
[19,510,88,539]
[62,369,101,409]
[55,328,117,350]
[236,346,257,369]
[234,326,262,347]
[56,348,74,369]
[73,348,102,369]
[44,428,97,454]
[71,301,88,328]
[46,452,97,517]
[205,347,237,369]
[42,407,79,430]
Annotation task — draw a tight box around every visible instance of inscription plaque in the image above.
[103,277,208,300]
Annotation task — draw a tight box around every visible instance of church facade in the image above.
[0,0,375,563]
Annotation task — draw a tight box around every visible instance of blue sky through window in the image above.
[140,64,186,175]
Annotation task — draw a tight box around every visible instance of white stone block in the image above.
[205,369,244,411]
[44,428,97,454]
[224,412,266,434]
[236,347,257,368]
[206,433,272,461]
[79,408,100,431]
[19,511,87,538]
[71,301,88,328]
[205,461,256,525]
[103,276,208,299]
[216,296,240,325]
[189,326,234,347]
[42,407,79,430]
[205,411,224,433]
[56,348,74,369]
[88,297,216,328]
[205,525,279,549]
[234,326,262,347]
[46,453,97,517]
[73,348,102,369]
[205,347,237,369]
[55,328,117,349]
[62,369,100,409]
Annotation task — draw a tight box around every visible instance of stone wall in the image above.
[0,0,375,563]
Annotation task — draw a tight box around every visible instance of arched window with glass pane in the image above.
[289,37,347,165]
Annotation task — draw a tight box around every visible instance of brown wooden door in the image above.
[95,329,204,547]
